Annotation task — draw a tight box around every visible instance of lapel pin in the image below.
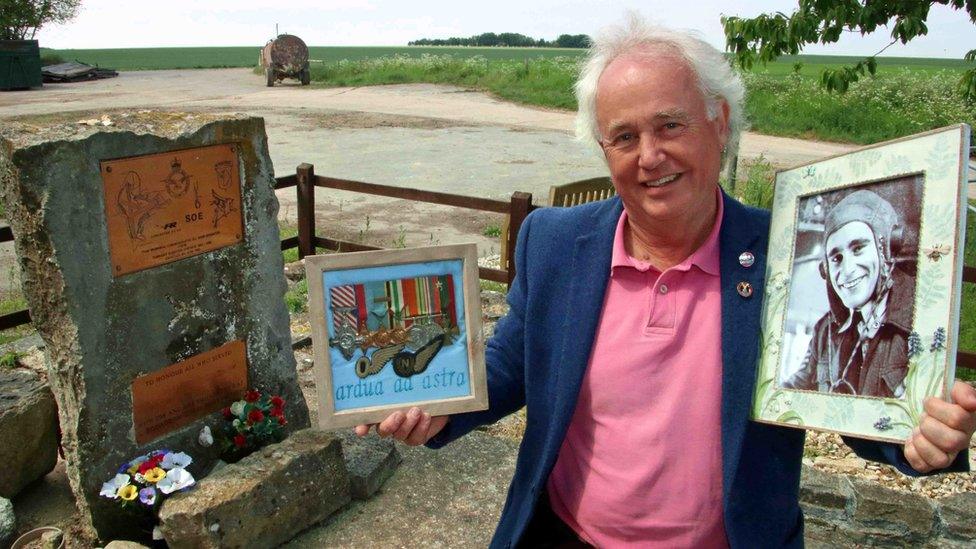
[736,281,753,298]
[738,251,755,268]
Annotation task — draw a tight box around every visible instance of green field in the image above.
[41,45,975,74]
[40,45,587,70]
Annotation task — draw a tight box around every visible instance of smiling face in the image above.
[595,51,729,231]
[825,221,881,311]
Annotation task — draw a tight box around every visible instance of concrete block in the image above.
[158,429,350,548]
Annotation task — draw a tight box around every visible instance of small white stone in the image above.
[209,523,220,533]
[198,425,214,447]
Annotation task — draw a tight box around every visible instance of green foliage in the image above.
[0,293,27,316]
[312,54,579,109]
[391,225,407,249]
[1,0,81,41]
[39,52,64,66]
[723,1,976,101]
[735,155,776,210]
[742,70,976,144]
[480,279,508,293]
[409,32,588,48]
[482,224,502,238]
[958,202,975,371]
[0,351,21,369]
[284,278,308,314]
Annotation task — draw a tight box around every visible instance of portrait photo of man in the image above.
[781,177,922,398]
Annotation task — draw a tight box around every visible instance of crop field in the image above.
[40,45,587,70]
[42,45,974,74]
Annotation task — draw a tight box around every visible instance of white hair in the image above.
[575,13,747,168]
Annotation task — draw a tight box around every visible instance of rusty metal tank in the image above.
[260,34,310,87]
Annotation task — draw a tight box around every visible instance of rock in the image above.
[283,260,305,281]
[1,112,311,541]
[0,368,59,498]
[0,497,15,548]
[480,290,508,321]
[40,528,64,548]
[799,465,857,547]
[850,478,936,544]
[813,455,866,475]
[333,431,401,500]
[799,464,854,516]
[158,429,350,548]
[938,492,976,542]
[104,541,150,549]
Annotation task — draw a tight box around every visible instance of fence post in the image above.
[507,191,533,286]
[296,163,315,259]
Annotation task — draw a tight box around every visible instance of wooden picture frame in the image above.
[307,243,488,429]
[752,124,970,443]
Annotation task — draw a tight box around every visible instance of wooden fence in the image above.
[0,163,973,373]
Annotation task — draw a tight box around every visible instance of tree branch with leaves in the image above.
[722,0,976,100]
[0,0,81,41]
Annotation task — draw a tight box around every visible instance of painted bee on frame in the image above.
[923,244,951,262]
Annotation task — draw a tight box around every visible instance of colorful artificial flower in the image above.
[217,388,288,462]
[156,467,195,495]
[100,474,131,499]
[160,451,193,470]
[247,409,265,424]
[100,450,195,516]
[139,487,157,506]
[118,484,139,501]
[143,467,166,483]
[230,401,246,417]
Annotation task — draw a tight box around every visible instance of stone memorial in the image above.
[0,112,312,541]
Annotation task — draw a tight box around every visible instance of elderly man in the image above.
[358,17,976,547]
[785,190,911,397]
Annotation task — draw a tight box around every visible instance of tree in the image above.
[555,34,590,48]
[0,0,81,41]
[722,1,976,100]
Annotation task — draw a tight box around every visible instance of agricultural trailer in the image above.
[260,34,310,86]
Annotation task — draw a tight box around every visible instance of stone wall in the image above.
[801,465,975,547]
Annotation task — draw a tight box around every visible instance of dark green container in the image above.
[0,40,43,90]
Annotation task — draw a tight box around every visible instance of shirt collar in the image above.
[610,187,724,276]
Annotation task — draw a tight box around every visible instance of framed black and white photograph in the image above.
[753,124,970,442]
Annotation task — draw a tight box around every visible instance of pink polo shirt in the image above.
[547,192,727,548]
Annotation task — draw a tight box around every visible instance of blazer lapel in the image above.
[547,200,620,451]
[718,192,770,495]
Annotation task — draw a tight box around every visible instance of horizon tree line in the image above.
[408,32,590,49]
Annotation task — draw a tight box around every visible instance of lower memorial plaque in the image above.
[131,340,248,444]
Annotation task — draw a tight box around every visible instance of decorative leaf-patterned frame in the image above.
[753,124,970,443]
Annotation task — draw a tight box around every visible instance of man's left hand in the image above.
[904,380,976,473]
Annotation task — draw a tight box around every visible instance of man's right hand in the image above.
[355,406,448,446]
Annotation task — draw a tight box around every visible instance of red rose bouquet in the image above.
[218,389,287,462]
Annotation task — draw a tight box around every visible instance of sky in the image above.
[34,0,976,59]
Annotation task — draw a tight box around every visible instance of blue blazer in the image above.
[430,192,961,548]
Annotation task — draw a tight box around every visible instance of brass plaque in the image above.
[131,340,248,444]
[101,144,243,277]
